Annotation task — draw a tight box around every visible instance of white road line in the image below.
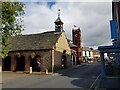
[89,74,101,90]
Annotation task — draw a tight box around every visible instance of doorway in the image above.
[61,54,67,68]
[3,56,11,71]
[16,55,25,71]
[30,55,41,72]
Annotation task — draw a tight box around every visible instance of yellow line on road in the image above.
[89,74,101,90]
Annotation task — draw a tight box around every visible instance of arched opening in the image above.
[16,53,25,71]
[61,50,67,68]
[30,55,41,72]
[3,56,11,71]
[73,56,76,65]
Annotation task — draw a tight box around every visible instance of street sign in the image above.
[110,20,118,39]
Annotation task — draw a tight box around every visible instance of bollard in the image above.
[29,67,32,74]
[45,69,48,74]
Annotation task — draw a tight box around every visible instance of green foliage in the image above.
[90,48,93,50]
[0,2,24,58]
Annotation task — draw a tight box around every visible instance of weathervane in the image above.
[58,8,60,17]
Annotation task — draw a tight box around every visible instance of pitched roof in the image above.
[92,50,99,52]
[67,39,77,48]
[54,17,64,24]
[82,47,91,51]
[8,31,62,51]
[69,43,78,48]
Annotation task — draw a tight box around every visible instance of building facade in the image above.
[68,39,77,65]
[112,1,120,67]
[72,26,83,64]
[2,31,72,72]
[82,47,93,62]
[98,1,120,78]
[92,50,100,62]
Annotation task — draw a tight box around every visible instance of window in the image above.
[89,51,91,57]
[85,51,87,56]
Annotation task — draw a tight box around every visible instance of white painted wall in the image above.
[82,51,93,59]
[83,51,85,56]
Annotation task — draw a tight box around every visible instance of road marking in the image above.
[89,74,101,90]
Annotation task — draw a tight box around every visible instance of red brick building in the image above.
[71,26,83,64]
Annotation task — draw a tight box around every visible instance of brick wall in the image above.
[8,50,52,72]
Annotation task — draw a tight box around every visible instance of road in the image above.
[2,63,101,88]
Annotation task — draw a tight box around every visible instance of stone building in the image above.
[2,9,72,73]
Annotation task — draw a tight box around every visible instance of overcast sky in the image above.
[21,1,113,49]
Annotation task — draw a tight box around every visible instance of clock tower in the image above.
[54,9,64,32]
[72,25,82,48]
[72,25,82,64]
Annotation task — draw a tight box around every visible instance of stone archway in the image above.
[16,53,25,71]
[3,56,11,71]
[30,54,42,72]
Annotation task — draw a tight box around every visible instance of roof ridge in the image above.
[21,31,60,36]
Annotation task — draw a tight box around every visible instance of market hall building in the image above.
[2,10,72,73]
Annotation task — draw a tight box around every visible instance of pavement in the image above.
[27,63,87,75]
[56,63,87,74]
[93,62,120,90]
[2,62,120,89]
[60,62,120,89]
[2,63,100,88]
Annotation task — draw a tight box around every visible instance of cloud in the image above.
[47,2,56,8]
[17,0,112,2]
[22,2,112,48]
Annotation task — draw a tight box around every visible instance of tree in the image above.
[0,2,24,58]
[90,48,93,50]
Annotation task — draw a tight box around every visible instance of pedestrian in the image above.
[107,58,112,66]
[107,58,113,69]
[37,61,41,72]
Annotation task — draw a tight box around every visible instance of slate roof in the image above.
[54,17,64,24]
[8,31,62,51]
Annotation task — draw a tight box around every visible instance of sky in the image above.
[21,1,113,49]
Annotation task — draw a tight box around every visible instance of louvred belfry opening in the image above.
[54,9,64,32]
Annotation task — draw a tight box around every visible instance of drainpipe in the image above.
[71,54,73,66]
[51,49,55,73]
[75,55,77,65]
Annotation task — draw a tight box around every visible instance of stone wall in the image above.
[54,32,72,71]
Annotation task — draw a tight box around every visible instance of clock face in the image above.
[75,34,78,37]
